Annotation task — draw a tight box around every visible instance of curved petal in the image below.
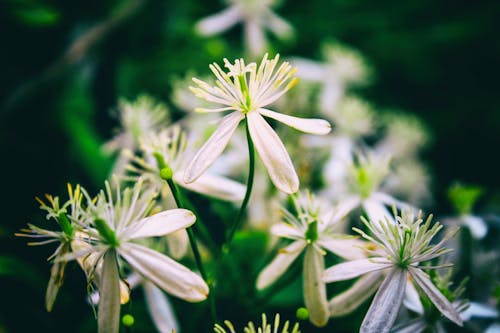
[404,280,424,314]
[166,229,189,260]
[247,112,298,194]
[409,267,463,326]
[270,223,302,239]
[303,247,329,327]
[143,281,179,333]
[256,240,306,290]
[119,243,209,302]
[323,258,391,283]
[98,250,121,333]
[361,268,407,333]
[317,237,368,260]
[184,111,243,183]
[125,209,196,240]
[175,170,245,202]
[195,5,241,36]
[329,271,384,317]
[259,108,331,135]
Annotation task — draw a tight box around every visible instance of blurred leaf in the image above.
[0,256,44,289]
[14,6,60,26]
[447,182,483,215]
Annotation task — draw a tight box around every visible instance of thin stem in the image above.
[165,178,217,322]
[224,116,255,251]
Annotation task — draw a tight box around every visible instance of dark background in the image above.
[0,0,499,332]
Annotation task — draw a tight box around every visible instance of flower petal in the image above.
[329,272,384,317]
[323,258,391,283]
[392,318,427,333]
[166,229,189,260]
[361,268,407,333]
[256,240,306,290]
[318,237,368,260]
[409,267,463,326]
[195,5,241,36]
[303,246,329,327]
[143,281,179,333]
[184,111,243,183]
[247,112,298,194]
[125,209,196,240]
[119,243,209,302]
[98,250,121,333]
[175,170,245,202]
[270,223,302,239]
[462,215,488,239]
[404,280,424,314]
[259,108,331,135]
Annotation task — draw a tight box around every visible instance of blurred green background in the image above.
[1,0,499,332]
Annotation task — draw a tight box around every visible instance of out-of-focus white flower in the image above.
[214,313,300,333]
[126,124,246,202]
[256,191,369,326]
[104,95,170,176]
[376,112,430,159]
[185,54,331,194]
[292,42,370,112]
[68,179,208,333]
[195,0,293,57]
[16,184,84,312]
[324,211,462,333]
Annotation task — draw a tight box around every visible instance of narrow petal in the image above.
[244,19,266,57]
[256,240,307,290]
[460,302,499,320]
[46,259,67,312]
[119,243,209,302]
[360,268,407,333]
[247,112,298,194]
[166,229,189,260]
[303,247,329,327]
[392,318,427,333]
[270,223,302,240]
[404,280,424,314]
[195,5,241,35]
[175,170,245,202]
[329,272,384,317]
[318,237,368,260]
[259,108,331,135]
[98,250,121,333]
[319,79,342,113]
[462,215,488,239]
[125,209,196,240]
[323,258,391,283]
[291,58,327,81]
[184,111,243,183]
[409,267,463,326]
[265,11,293,38]
[143,281,179,333]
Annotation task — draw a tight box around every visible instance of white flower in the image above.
[71,179,208,333]
[214,313,300,333]
[16,184,84,312]
[292,42,370,112]
[256,192,369,326]
[323,211,463,333]
[185,54,331,194]
[195,0,293,57]
[126,124,246,202]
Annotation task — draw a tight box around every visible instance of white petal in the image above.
[319,79,342,113]
[195,5,241,36]
[125,209,196,240]
[485,323,500,333]
[404,280,424,314]
[259,108,331,135]
[462,215,488,239]
[143,281,179,333]
[184,111,243,183]
[360,268,407,333]
[323,258,391,283]
[98,250,121,333]
[175,170,245,202]
[362,198,395,228]
[329,195,361,223]
[303,247,329,327]
[256,240,307,290]
[166,229,189,260]
[318,237,368,260]
[291,58,327,81]
[409,267,463,326]
[270,223,302,239]
[247,112,298,194]
[265,11,293,39]
[461,302,499,320]
[244,19,266,57]
[329,272,384,317]
[392,318,427,333]
[119,243,209,302]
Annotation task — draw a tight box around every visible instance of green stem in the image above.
[224,116,255,251]
[165,178,217,322]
